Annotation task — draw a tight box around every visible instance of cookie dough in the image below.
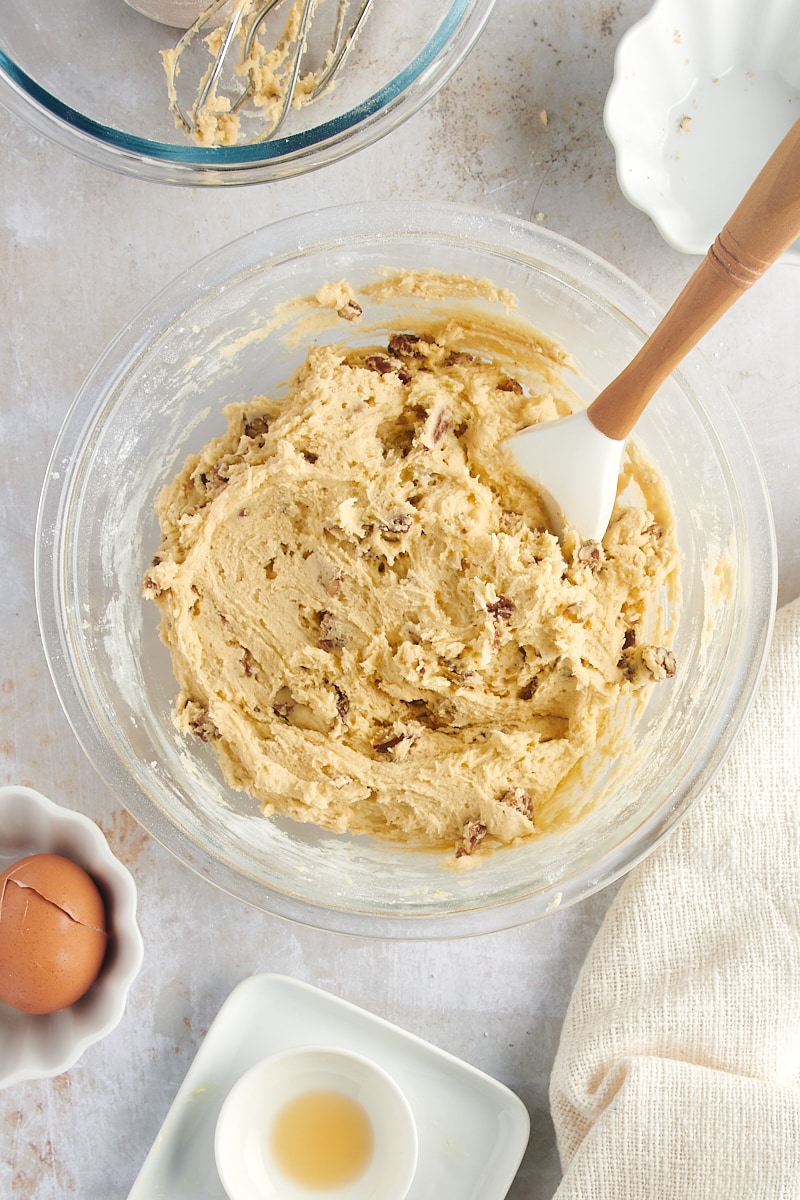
[144,288,678,856]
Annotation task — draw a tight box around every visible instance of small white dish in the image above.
[215,1047,418,1200]
[604,0,800,259]
[127,974,530,1199]
[0,785,144,1088]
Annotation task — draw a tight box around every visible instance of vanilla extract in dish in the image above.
[270,1087,375,1188]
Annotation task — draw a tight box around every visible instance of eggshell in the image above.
[0,854,108,1015]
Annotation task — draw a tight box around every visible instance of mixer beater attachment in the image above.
[164,0,374,146]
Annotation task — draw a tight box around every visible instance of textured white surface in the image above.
[0,0,798,1196]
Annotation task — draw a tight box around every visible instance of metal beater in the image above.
[164,0,374,146]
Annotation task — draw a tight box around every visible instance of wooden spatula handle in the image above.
[588,116,800,442]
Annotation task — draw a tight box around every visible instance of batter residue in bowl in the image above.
[161,0,359,147]
[143,283,678,858]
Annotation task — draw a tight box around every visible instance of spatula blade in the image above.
[505,409,625,544]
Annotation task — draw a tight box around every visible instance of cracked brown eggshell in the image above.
[0,853,108,1015]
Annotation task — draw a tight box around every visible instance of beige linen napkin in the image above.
[550,597,800,1199]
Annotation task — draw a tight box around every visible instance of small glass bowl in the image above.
[0,0,495,185]
[35,201,776,937]
[0,786,144,1088]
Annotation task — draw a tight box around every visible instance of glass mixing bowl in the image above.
[36,202,776,937]
[0,0,495,185]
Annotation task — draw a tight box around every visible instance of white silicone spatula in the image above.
[508,116,800,544]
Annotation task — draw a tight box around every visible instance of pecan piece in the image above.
[271,686,328,732]
[198,465,228,491]
[643,646,677,680]
[388,332,429,359]
[576,540,603,569]
[272,687,295,721]
[335,687,350,722]
[364,354,394,373]
[142,567,163,598]
[241,649,255,677]
[622,627,637,651]
[379,511,413,540]
[244,415,269,439]
[316,558,342,597]
[432,408,450,443]
[337,299,363,322]
[519,676,538,700]
[619,644,677,685]
[441,657,476,685]
[455,820,487,858]
[373,731,416,756]
[499,787,534,821]
[443,350,474,367]
[487,595,515,619]
[374,733,405,753]
[318,611,346,653]
[497,377,524,394]
[189,708,219,742]
[364,354,411,383]
[421,403,450,448]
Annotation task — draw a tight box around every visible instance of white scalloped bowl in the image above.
[0,786,144,1088]
[605,0,800,259]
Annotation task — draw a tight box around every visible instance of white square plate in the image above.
[127,973,530,1200]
